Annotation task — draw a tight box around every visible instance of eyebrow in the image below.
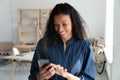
[54,21,68,24]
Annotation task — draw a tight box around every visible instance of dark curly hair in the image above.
[43,3,87,46]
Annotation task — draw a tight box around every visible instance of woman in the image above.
[29,3,96,80]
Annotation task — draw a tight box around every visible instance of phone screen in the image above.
[38,59,49,67]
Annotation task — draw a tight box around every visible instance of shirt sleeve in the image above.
[79,44,96,80]
[28,40,43,80]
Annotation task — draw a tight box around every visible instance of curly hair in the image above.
[43,3,87,46]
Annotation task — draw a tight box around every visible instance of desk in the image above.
[2,52,34,80]
[14,44,35,52]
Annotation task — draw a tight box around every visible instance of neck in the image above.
[62,36,72,52]
[62,35,72,44]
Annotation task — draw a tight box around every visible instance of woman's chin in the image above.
[60,35,66,38]
[60,36,66,40]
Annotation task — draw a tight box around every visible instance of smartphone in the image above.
[38,59,49,68]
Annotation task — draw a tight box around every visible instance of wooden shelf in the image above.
[18,9,51,44]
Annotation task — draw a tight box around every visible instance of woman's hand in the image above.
[37,62,80,80]
[54,64,68,77]
[54,64,80,80]
[37,61,56,80]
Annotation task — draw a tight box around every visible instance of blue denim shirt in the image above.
[28,37,96,80]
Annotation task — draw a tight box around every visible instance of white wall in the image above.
[11,0,106,44]
[0,0,12,42]
[112,0,120,80]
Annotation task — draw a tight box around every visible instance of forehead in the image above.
[54,14,71,23]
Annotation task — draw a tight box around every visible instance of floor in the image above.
[0,63,109,80]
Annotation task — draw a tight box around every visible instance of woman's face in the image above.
[54,14,72,42]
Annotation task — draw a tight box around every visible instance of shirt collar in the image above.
[58,37,75,47]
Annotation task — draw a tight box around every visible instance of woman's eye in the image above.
[54,24,58,27]
[63,23,67,26]
[54,24,57,27]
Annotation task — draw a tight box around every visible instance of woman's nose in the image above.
[58,25,63,32]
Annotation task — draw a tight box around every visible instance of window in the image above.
[105,0,114,64]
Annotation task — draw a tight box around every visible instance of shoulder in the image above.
[75,39,91,47]
[37,38,44,45]
[75,39,93,53]
[35,38,44,49]
[79,39,93,56]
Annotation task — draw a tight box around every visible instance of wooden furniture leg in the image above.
[9,60,16,80]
